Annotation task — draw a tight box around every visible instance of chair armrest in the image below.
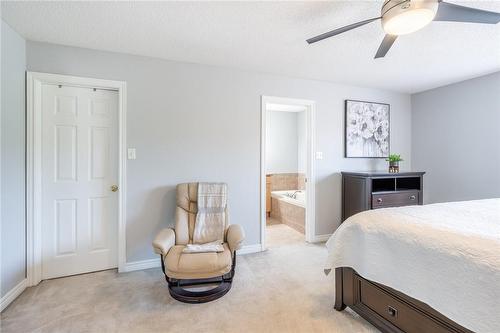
[226,224,245,252]
[152,228,176,255]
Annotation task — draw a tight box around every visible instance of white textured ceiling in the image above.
[2,1,500,93]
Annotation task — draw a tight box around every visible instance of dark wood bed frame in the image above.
[334,267,474,333]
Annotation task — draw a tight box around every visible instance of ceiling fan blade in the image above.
[434,1,500,24]
[307,17,381,44]
[374,34,397,59]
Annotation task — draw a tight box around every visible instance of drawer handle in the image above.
[409,195,416,200]
[377,198,383,203]
[387,306,398,317]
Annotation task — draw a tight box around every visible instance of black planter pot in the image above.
[389,161,400,173]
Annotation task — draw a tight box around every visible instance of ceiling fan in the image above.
[306,0,500,58]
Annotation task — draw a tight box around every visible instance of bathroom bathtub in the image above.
[270,190,306,234]
[271,190,306,208]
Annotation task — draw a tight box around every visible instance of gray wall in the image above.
[297,111,307,174]
[26,41,412,262]
[266,111,299,174]
[412,72,500,203]
[1,20,26,297]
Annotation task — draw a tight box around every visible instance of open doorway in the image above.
[260,96,315,249]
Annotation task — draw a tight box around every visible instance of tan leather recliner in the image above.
[152,183,245,303]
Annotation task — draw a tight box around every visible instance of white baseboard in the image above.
[237,243,263,255]
[122,258,161,273]
[122,244,264,273]
[311,234,332,243]
[1,278,27,313]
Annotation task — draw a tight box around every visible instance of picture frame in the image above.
[345,99,390,158]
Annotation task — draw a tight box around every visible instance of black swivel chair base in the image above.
[160,254,236,304]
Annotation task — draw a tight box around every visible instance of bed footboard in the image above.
[334,267,346,311]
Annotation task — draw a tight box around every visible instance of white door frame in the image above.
[26,71,127,286]
[260,96,316,249]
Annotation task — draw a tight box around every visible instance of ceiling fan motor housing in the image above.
[382,0,439,35]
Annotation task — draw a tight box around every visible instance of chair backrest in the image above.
[175,183,229,245]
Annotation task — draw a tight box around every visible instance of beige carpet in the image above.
[0,224,379,333]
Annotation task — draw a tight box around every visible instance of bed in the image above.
[326,199,500,333]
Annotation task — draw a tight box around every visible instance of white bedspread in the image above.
[326,199,500,333]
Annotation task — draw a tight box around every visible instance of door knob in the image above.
[111,185,119,192]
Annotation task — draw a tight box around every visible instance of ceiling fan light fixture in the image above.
[306,0,500,59]
[383,9,435,35]
[381,0,439,35]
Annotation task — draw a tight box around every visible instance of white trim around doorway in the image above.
[260,96,316,249]
[26,71,128,286]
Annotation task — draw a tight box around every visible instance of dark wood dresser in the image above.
[342,171,425,221]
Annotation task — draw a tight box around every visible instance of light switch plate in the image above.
[315,151,323,160]
[127,148,136,160]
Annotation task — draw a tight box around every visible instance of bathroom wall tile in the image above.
[270,197,281,220]
[269,195,305,235]
[268,173,299,191]
[297,173,306,190]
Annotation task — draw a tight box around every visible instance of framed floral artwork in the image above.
[345,100,390,158]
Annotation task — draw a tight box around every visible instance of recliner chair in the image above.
[152,183,245,303]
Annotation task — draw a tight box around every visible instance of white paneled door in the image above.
[41,84,118,279]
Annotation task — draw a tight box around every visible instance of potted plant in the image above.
[387,154,403,173]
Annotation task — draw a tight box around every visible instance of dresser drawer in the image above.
[359,279,450,333]
[372,191,419,208]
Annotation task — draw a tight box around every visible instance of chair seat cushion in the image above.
[165,243,232,279]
